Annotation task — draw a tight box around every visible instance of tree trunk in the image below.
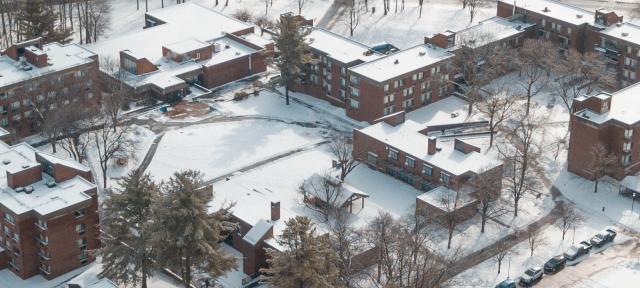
[594,179,599,193]
[51,140,57,153]
[497,260,502,274]
[514,200,519,217]
[102,163,108,188]
[481,214,486,233]
[447,224,454,249]
[285,85,290,105]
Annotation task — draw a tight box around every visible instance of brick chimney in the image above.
[270,201,280,221]
[428,137,437,155]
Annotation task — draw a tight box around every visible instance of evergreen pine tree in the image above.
[152,170,237,287]
[261,216,343,288]
[99,170,158,288]
[16,0,72,43]
[274,13,311,105]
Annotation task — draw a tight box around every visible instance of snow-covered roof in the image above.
[86,3,253,64]
[205,36,259,67]
[0,141,96,216]
[307,28,382,64]
[0,42,96,87]
[357,96,502,176]
[417,185,476,211]
[506,0,595,26]
[349,44,453,83]
[243,219,273,246]
[164,39,210,55]
[622,175,640,192]
[451,16,534,49]
[601,22,640,46]
[574,83,640,126]
[37,151,91,172]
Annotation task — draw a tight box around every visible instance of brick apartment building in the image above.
[496,0,640,88]
[0,132,99,280]
[345,44,456,122]
[352,96,503,222]
[568,83,640,180]
[87,3,272,102]
[292,28,383,107]
[0,38,100,138]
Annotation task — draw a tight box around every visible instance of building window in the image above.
[388,148,399,160]
[37,235,48,245]
[422,164,433,176]
[10,102,20,111]
[350,87,359,97]
[421,91,431,103]
[350,75,359,85]
[76,223,86,235]
[77,238,88,249]
[625,129,634,140]
[384,84,389,92]
[349,99,359,109]
[622,154,632,166]
[383,105,395,115]
[35,219,47,230]
[384,94,395,104]
[405,156,415,168]
[403,98,414,109]
[440,172,450,184]
[74,208,86,218]
[4,213,15,225]
[394,80,400,88]
[623,142,632,153]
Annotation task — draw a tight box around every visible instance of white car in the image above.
[519,266,543,285]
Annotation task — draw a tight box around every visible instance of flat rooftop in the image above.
[575,83,640,126]
[358,96,502,176]
[0,43,96,87]
[0,141,95,216]
[601,22,640,46]
[307,28,382,64]
[86,3,253,64]
[349,44,453,83]
[504,0,595,26]
[451,16,534,49]
[417,185,476,211]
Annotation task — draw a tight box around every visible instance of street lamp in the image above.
[632,192,637,214]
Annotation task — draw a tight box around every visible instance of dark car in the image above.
[606,228,617,240]
[495,278,516,288]
[544,255,566,274]
[519,266,543,286]
[579,241,592,253]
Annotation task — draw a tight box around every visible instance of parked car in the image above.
[579,241,592,253]
[519,266,543,285]
[564,244,590,264]
[544,255,566,274]
[590,228,616,248]
[495,278,516,288]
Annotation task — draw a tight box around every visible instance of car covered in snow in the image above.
[590,228,617,248]
[519,266,543,285]
[579,240,592,253]
[495,278,516,288]
[543,255,566,274]
[564,244,589,264]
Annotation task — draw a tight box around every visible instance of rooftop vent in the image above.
[393,59,399,64]
[15,187,24,193]
[622,32,629,37]
[21,164,29,169]
[418,51,426,56]
[2,159,10,165]
[24,186,34,194]
[542,7,550,13]
[617,22,623,27]
[576,14,583,18]
[46,181,57,188]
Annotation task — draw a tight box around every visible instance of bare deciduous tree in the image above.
[554,204,585,241]
[91,121,136,188]
[494,246,510,274]
[331,136,359,181]
[526,227,547,256]
[297,0,306,15]
[589,142,618,193]
[473,168,508,233]
[299,173,344,222]
[476,83,516,146]
[499,111,543,217]
[344,0,363,37]
[254,15,274,36]
[516,38,554,115]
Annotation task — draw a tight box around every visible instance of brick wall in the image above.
[202,52,266,88]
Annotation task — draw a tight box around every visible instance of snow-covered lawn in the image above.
[146,119,324,181]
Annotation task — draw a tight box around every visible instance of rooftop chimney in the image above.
[271,201,281,221]
[428,137,437,155]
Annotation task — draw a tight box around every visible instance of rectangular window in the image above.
[403,98,414,109]
[349,98,359,109]
[384,94,395,104]
[350,75,359,85]
[350,87,359,97]
[412,73,418,81]
[625,129,634,139]
[622,154,632,166]
[624,142,632,153]
[384,84,389,92]
[383,105,395,115]
[405,156,415,168]
[418,72,424,80]
[73,208,86,218]
[440,172,450,184]
[35,219,47,230]
[394,80,400,88]
[76,223,86,235]
[77,238,87,248]
[388,148,399,160]
[422,164,433,176]
[4,213,15,225]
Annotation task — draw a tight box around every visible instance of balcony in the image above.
[36,237,48,246]
[38,251,51,260]
[39,266,51,275]
[34,221,47,231]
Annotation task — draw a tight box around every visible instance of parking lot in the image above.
[532,238,640,287]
